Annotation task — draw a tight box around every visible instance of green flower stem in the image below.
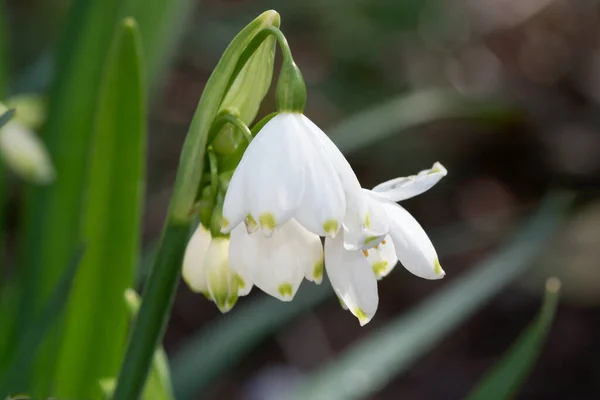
[208,110,254,145]
[226,25,305,114]
[112,222,191,400]
[113,11,281,400]
[263,26,305,113]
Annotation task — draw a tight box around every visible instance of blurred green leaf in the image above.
[53,18,146,399]
[0,248,83,395]
[466,278,562,400]
[130,0,194,90]
[17,0,127,394]
[329,89,518,154]
[171,282,330,400]
[290,192,572,400]
[0,1,7,97]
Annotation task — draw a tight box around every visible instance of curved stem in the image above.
[207,109,253,146]
[207,147,219,203]
[263,25,294,64]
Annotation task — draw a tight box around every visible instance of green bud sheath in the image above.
[170,10,281,223]
[275,59,306,113]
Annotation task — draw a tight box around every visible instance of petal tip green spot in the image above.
[234,273,246,289]
[259,212,276,231]
[221,217,230,230]
[278,283,293,298]
[313,260,324,282]
[429,162,447,176]
[363,235,380,246]
[372,261,388,277]
[353,308,370,325]
[323,219,339,235]
[365,213,371,229]
[434,258,445,276]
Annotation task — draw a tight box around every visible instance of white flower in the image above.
[229,218,323,301]
[182,224,251,313]
[324,162,448,325]
[0,105,55,184]
[221,112,386,248]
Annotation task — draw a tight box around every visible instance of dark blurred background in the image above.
[7,0,600,399]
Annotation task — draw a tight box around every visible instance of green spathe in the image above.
[169,10,281,223]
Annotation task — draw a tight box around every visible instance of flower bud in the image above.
[182,224,251,313]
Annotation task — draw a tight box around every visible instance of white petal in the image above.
[299,116,378,245]
[182,224,212,293]
[221,156,249,233]
[0,121,55,184]
[205,237,239,313]
[284,221,324,284]
[294,120,346,237]
[242,113,307,235]
[380,200,445,280]
[324,235,378,326]
[342,190,390,251]
[230,219,311,301]
[371,162,447,202]
[365,235,398,280]
[228,224,255,296]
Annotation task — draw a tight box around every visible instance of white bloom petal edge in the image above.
[365,235,398,280]
[229,219,322,301]
[182,225,212,293]
[325,235,378,325]
[377,199,445,280]
[372,162,447,202]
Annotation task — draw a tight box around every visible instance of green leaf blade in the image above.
[466,278,561,400]
[53,18,146,399]
[17,0,127,394]
[0,1,7,97]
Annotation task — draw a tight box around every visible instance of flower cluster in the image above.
[183,111,447,325]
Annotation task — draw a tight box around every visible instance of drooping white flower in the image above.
[324,162,448,324]
[221,112,387,247]
[182,224,251,312]
[0,104,55,184]
[229,218,323,301]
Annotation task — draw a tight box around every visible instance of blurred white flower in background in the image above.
[0,100,54,184]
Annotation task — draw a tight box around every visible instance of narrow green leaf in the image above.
[17,0,128,394]
[0,1,7,97]
[124,289,175,400]
[466,278,561,400]
[171,282,331,399]
[53,18,146,399]
[290,192,572,400]
[329,89,519,153]
[0,248,83,395]
[129,0,194,89]
[114,222,192,400]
